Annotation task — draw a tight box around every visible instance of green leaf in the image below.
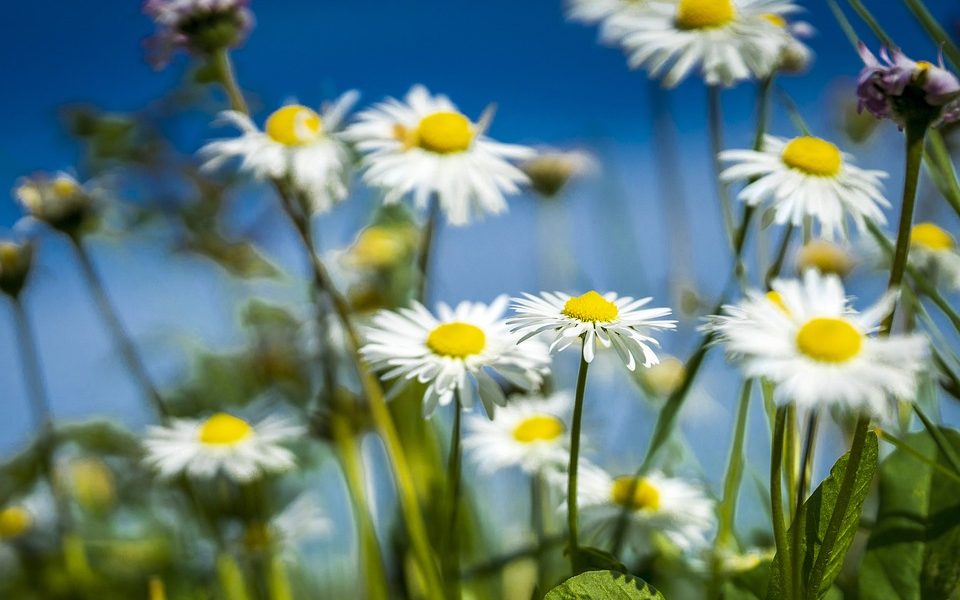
[572,546,627,575]
[545,570,665,600]
[768,432,878,599]
[858,428,960,599]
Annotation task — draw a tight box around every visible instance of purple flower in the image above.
[857,43,960,127]
[144,0,254,69]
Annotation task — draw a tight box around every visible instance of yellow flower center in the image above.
[760,13,786,27]
[512,415,565,443]
[675,0,736,30]
[561,291,619,323]
[796,241,853,277]
[265,105,323,146]
[198,413,254,445]
[766,291,790,314]
[426,322,486,358]
[411,111,474,154]
[610,476,661,512]
[911,222,955,252]
[781,137,843,177]
[795,317,863,363]
[0,506,32,539]
[52,176,80,199]
[350,227,409,268]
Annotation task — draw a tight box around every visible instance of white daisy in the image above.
[907,223,960,291]
[199,92,358,213]
[608,0,797,87]
[464,391,572,475]
[508,290,676,370]
[576,462,716,558]
[344,85,533,226]
[265,493,332,559]
[720,134,890,240]
[360,295,551,417]
[566,0,652,45]
[708,270,928,418]
[13,171,95,232]
[143,413,304,482]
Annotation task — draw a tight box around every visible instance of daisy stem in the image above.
[273,186,445,599]
[443,399,464,598]
[791,410,820,600]
[69,235,169,420]
[708,85,736,250]
[881,119,928,334]
[784,404,799,523]
[765,224,796,288]
[532,471,550,594]
[566,354,590,572]
[416,195,441,303]
[212,49,249,114]
[770,406,793,600]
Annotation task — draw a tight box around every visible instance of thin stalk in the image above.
[212,49,249,114]
[771,406,793,600]
[532,471,549,595]
[708,85,736,248]
[925,129,960,219]
[792,410,820,600]
[416,196,440,303]
[876,427,960,485]
[903,0,960,69]
[827,0,860,48]
[443,399,463,599]
[784,404,799,522]
[881,120,928,334]
[70,237,168,418]
[912,404,960,476]
[765,224,796,288]
[845,0,894,45]
[566,354,590,571]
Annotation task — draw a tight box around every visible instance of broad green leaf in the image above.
[858,428,960,599]
[768,432,878,599]
[545,570,665,600]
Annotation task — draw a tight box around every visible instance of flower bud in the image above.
[638,355,686,398]
[520,150,595,199]
[796,240,854,277]
[0,240,34,298]
[145,0,255,69]
[14,173,94,235]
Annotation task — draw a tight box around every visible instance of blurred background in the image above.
[2,0,960,589]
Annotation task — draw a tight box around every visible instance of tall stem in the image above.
[416,196,440,303]
[881,120,928,334]
[566,354,590,572]
[791,410,820,600]
[70,237,167,418]
[708,85,736,248]
[443,399,463,598]
[532,471,549,594]
[770,406,793,599]
[213,49,249,114]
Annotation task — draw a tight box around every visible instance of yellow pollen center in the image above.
[781,137,843,177]
[611,476,661,512]
[426,322,486,358]
[795,317,863,363]
[911,223,955,252]
[676,0,736,29]
[512,415,565,443]
[198,413,254,445]
[413,111,474,154]
[265,105,323,146]
[52,176,79,199]
[0,507,32,539]
[561,291,619,323]
[766,291,790,314]
[760,13,787,27]
[916,61,933,72]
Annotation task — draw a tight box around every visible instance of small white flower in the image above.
[608,0,797,87]
[906,223,960,290]
[199,92,358,213]
[575,462,716,558]
[707,270,928,418]
[345,85,533,226]
[361,295,551,417]
[270,493,332,553]
[720,135,890,240]
[566,0,652,45]
[508,290,676,370]
[143,413,304,482]
[464,392,572,475]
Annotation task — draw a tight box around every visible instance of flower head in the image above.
[345,86,533,226]
[520,150,597,199]
[200,92,358,213]
[361,296,550,417]
[795,239,854,277]
[143,413,303,482]
[508,290,675,370]
[857,44,960,127]
[14,173,95,234]
[720,134,889,240]
[464,392,572,475]
[708,270,928,418]
[144,0,254,68]
[0,239,34,299]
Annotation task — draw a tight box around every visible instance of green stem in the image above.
[912,404,960,476]
[881,120,928,333]
[532,471,549,596]
[765,224,795,288]
[213,49,249,114]
[771,406,793,600]
[784,404,799,522]
[708,85,736,248]
[924,129,960,219]
[567,354,590,572]
[876,427,960,485]
[845,0,894,45]
[70,237,168,419]
[416,195,440,303]
[443,399,463,599]
[792,410,820,600]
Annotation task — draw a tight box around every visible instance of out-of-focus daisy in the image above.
[720,134,889,239]
[464,392,571,475]
[200,93,357,213]
[340,225,416,271]
[637,355,686,398]
[244,493,332,557]
[345,85,533,226]
[508,290,675,370]
[14,172,95,234]
[765,14,814,74]
[565,0,652,45]
[608,0,797,88]
[908,223,960,290]
[520,150,597,199]
[143,413,304,482]
[795,239,854,277]
[576,463,715,558]
[0,239,34,299]
[360,296,550,417]
[708,270,928,417]
[144,0,254,69]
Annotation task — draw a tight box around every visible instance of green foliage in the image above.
[573,546,627,575]
[858,428,960,599]
[768,432,878,599]
[545,570,665,600]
